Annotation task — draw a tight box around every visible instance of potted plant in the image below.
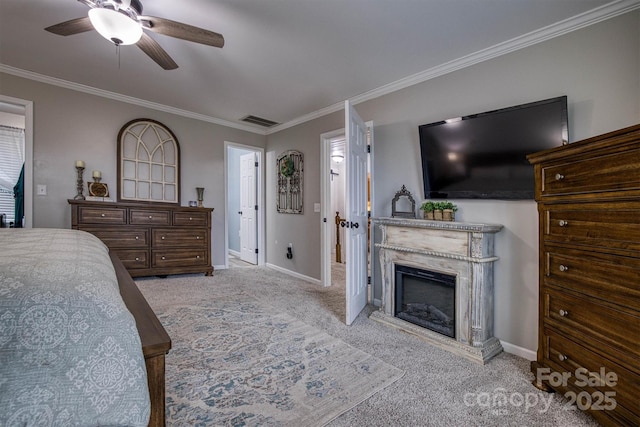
[433,201,445,220]
[441,201,458,221]
[419,201,436,220]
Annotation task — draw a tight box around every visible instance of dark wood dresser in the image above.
[527,124,639,426]
[69,199,214,277]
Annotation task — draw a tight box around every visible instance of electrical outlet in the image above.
[37,184,47,196]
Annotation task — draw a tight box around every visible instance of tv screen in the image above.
[419,96,568,199]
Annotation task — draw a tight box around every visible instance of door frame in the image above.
[320,120,374,295]
[224,141,265,268]
[0,95,33,228]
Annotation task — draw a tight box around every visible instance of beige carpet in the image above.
[137,270,403,426]
[136,266,599,427]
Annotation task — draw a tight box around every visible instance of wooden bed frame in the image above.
[110,252,171,427]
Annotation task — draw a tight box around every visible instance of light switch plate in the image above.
[314,203,320,212]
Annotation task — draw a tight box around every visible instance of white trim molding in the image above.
[266,263,322,286]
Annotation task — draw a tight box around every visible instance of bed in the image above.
[0,228,170,426]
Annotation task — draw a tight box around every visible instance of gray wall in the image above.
[266,111,343,277]
[265,11,640,353]
[0,73,266,267]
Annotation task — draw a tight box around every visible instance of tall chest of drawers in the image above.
[527,124,640,426]
[69,200,213,277]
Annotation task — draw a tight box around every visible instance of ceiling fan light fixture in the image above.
[88,8,142,46]
[331,154,344,163]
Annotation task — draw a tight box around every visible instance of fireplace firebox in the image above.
[395,265,456,338]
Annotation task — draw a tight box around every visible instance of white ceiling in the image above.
[0,0,633,134]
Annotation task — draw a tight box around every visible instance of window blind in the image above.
[0,125,25,224]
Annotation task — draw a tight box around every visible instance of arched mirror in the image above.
[117,119,180,204]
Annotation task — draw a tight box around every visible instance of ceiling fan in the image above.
[45,0,224,70]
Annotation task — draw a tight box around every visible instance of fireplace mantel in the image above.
[372,217,504,364]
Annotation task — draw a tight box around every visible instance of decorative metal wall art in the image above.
[277,150,303,214]
[391,185,416,218]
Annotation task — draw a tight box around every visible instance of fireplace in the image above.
[372,217,504,364]
[395,265,456,338]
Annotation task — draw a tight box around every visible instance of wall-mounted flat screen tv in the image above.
[419,96,568,199]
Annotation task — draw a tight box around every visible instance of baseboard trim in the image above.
[500,340,536,361]
[266,263,322,285]
[213,264,227,270]
[228,249,241,258]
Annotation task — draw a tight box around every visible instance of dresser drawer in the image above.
[130,209,170,225]
[152,229,208,247]
[77,207,126,224]
[544,248,640,310]
[539,149,640,197]
[173,211,209,227]
[80,228,148,248]
[152,249,208,268]
[542,202,640,255]
[543,289,640,367]
[111,249,149,270]
[543,328,640,420]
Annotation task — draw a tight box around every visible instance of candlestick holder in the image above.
[196,187,205,207]
[74,166,85,200]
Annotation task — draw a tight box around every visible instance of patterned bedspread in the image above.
[0,229,150,426]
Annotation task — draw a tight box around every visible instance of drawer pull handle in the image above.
[135,236,139,240]
[135,257,140,261]
[161,256,166,260]
[555,173,565,181]
[101,213,106,217]
[148,215,153,219]
[189,217,193,220]
[558,220,569,227]
[558,354,568,362]
[196,236,200,240]
[559,265,569,272]
[161,236,165,240]
[196,255,200,259]
[559,309,569,317]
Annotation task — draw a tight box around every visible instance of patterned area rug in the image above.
[154,293,404,426]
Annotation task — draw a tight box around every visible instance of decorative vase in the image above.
[434,210,443,221]
[423,211,434,220]
[443,209,455,221]
[196,187,205,207]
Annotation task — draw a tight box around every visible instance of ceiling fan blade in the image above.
[139,16,224,48]
[137,32,178,70]
[45,17,94,36]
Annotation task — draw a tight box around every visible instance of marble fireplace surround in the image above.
[371,217,504,364]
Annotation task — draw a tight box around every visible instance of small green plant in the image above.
[420,201,437,212]
[440,201,458,211]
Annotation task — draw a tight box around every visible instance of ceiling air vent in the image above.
[241,115,279,127]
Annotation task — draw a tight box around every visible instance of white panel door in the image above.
[240,152,258,264]
[345,100,369,325]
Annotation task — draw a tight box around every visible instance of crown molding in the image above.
[2,0,637,136]
[267,0,639,134]
[0,64,267,135]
